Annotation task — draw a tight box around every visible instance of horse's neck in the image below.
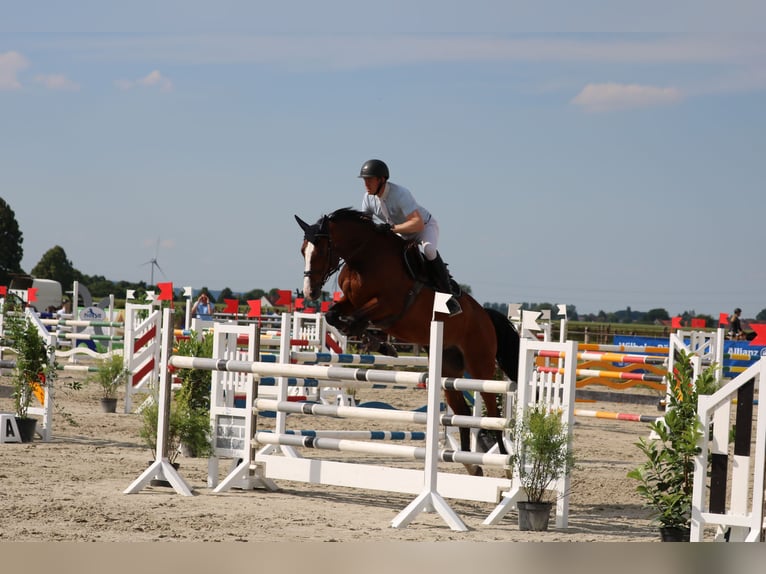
[333,229,380,263]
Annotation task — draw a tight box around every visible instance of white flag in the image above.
[557,304,567,318]
[126,289,135,300]
[433,292,453,317]
[183,286,193,298]
[507,303,522,321]
[522,310,542,332]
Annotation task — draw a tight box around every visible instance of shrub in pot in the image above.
[139,399,184,466]
[627,350,718,541]
[2,297,57,441]
[173,331,214,457]
[508,403,575,531]
[88,354,128,413]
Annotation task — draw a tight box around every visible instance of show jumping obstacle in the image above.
[125,306,577,531]
[691,358,766,542]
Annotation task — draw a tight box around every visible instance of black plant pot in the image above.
[659,526,691,542]
[517,501,553,531]
[100,397,118,413]
[15,417,38,443]
[149,461,181,487]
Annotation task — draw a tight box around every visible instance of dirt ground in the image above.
[0,367,666,543]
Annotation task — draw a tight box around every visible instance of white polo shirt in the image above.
[361,182,432,240]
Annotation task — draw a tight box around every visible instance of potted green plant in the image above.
[138,399,185,486]
[627,350,718,541]
[508,403,575,531]
[3,298,57,441]
[173,331,214,457]
[88,354,128,413]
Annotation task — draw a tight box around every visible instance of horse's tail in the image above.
[484,307,520,382]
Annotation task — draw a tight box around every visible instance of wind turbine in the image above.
[142,237,166,285]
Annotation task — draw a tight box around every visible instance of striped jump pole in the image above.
[39,319,124,328]
[573,408,660,423]
[291,350,429,367]
[253,431,508,468]
[273,429,428,441]
[536,364,665,383]
[169,355,513,396]
[252,397,508,431]
[578,342,668,355]
[537,349,667,366]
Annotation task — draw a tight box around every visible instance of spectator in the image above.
[57,299,71,318]
[191,293,214,320]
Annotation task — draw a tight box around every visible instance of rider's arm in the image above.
[392,210,425,235]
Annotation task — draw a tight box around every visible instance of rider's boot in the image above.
[427,252,462,316]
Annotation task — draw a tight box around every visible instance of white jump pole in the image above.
[391,296,468,531]
[124,307,193,496]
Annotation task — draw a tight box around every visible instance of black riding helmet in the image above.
[359,159,389,180]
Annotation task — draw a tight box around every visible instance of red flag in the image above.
[0,286,6,295]
[671,316,682,329]
[156,282,174,301]
[320,301,331,312]
[750,323,766,346]
[224,298,240,314]
[690,318,706,328]
[333,291,343,302]
[275,290,292,307]
[295,298,305,310]
[719,313,729,327]
[247,299,262,318]
[27,287,38,303]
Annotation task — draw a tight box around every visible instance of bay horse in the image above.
[295,207,520,476]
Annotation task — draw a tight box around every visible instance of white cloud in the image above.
[571,82,684,112]
[115,69,173,92]
[34,74,80,91]
[0,51,29,90]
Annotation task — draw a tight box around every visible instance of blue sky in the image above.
[2,2,765,317]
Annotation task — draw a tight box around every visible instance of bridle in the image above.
[303,216,342,288]
[303,214,371,289]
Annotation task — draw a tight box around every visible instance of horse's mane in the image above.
[327,207,406,247]
[328,207,374,226]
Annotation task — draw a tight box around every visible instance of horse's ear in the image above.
[295,215,311,233]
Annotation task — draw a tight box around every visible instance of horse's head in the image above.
[295,213,341,300]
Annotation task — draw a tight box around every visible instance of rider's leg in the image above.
[421,221,461,316]
[425,252,462,316]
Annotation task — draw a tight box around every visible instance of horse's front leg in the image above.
[325,300,370,337]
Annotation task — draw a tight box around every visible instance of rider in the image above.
[358,158,461,316]
[729,307,745,340]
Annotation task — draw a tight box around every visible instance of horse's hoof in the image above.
[465,464,483,477]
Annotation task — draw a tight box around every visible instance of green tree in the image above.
[219,287,234,301]
[30,245,79,287]
[756,309,766,322]
[242,288,266,301]
[0,197,24,285]
[646,308,670,323]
